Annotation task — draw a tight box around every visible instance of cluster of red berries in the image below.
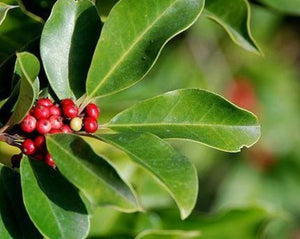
[14,98,100,168]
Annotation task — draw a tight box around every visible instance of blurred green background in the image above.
[1,1,300,238]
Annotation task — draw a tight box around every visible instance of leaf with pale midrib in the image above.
[7,52,40,126]
[20,157,90,239]
[86,0,205,99]
[97,132,198,219]
[46,134,141,213]
[107,89,260,152]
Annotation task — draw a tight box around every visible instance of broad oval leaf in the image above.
[40,0,102,99]
[46,133,140,213]
[0,163,42,239]
[107,89,260,152]
[258,0,300,15]
[204,0,261,54]
[20,157,90,239]
[97,132,198,219]
[7,52,40,126]
[0,3,17,25]
[136,230,201,239]
[86,0,205,99]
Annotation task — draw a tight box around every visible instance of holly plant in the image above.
[0,0,268,238]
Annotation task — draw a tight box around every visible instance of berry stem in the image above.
[0,133,22,148]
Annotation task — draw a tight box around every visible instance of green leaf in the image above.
[107,89,260,152]
[0,163,42,239]
[161,208,273,239]
[204,0,261,54]
[46,133,140,213]
[0,6,42,100]
[95,0,119,21]
[86,0,204,99]
[40,0,102,99]
[258,0,300,15]
[97,132,198,219]
[0,2,17,25]
[136,230,201,239]
[20,157,90,239]
[7,52,40,126]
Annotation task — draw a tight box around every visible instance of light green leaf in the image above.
[136,230,201,239]
[107,89,260,152]
[40,0,102,99]
[204,0,261,54]
[7,52,40,126]
[86,0,204,99]
[46,133,140,213]
[258,0,300,15]
[20,157,90,239]
[97,132,198,219]
[0,163,42,239]
[0,2,17,25]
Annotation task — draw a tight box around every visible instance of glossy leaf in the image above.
[86,0,204,99]
[204,0,261,54]
[97,132,198,219]
[0,2,17,25]
[46,133,140,212]
[7,52,40,126]
[40,0,102,99]
[0,163,42,239]
[136,230,201,239]
[107,89,260,152]
[20,157,89,239]
[0,6,42,100]
[258,0,300,15]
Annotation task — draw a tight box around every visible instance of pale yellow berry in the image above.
[70,117,82,132]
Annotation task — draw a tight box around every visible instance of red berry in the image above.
[22,139,36,155]
[61,98,74,107]
[20,115,37,133]
[85,103,100,119]
[33,105,50,120]
[45,153,55,167]
[49,105,61,116]
[49,128,62,134]
[36,119,52,135]
[34,135,46,152]
[61,125,72,133]
[63,104,78,118]
[36,98,53,107]
[49,115,63,129]
[84,117,98,133]
[29,108,35,115]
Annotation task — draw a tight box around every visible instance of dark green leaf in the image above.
[20,157,90,239]
[95,0,119,21]
[0,163,42,239]
[0,6,42,100]
[46,133,141,213]
[40,0,102,99]
[204,0,261,54]
[6,52,39,126]
[107,89,260,152]
[86,0,204,99]
[258,0,300,15]
[98,132,198,219]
